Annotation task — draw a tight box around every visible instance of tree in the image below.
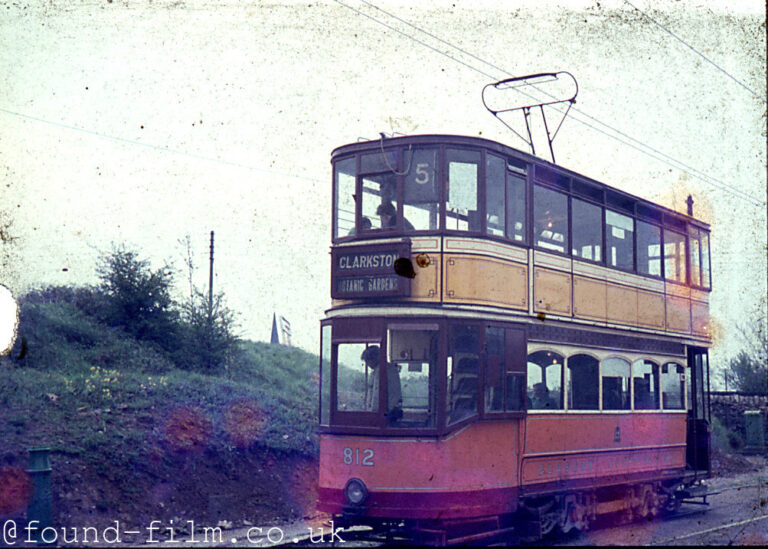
[97,246,180,351]
[178,288,239,373]
[723,320,768,394]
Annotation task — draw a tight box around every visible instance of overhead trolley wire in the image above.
[0,107,325,185]
[343,0,764,207]
[331,0,496,80]
[622,0,765,101]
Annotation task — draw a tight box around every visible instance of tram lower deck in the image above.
[317,311,710,527]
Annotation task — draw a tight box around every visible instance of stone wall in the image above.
[710,392,768,450]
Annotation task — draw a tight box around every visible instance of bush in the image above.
[97,247,181,353]
[176,289,239,373]
[711,414,744,451]
[723,320,768,394]
[21,285,108,319]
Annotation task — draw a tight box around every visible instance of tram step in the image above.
[445,526,516,546]
[680,484,720,500]
[411,525,515,546]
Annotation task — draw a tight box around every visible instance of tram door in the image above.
[686,346,711,473]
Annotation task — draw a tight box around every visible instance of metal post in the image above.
[27,447,53,546]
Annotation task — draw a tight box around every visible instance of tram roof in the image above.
[331,134,709,230]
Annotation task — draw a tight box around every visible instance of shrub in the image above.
[97,246,181,353]
[176,288,239,373]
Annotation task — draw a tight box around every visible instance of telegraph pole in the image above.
[207,230,215,373]
[208,231,214,316]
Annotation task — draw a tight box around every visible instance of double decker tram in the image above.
[317,134,713,544]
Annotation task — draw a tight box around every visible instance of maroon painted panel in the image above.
[317,486,518,520]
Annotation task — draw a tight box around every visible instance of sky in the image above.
[0,0,765,381]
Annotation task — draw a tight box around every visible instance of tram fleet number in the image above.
[343,448,374,466]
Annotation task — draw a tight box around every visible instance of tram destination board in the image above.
[331,241,412,299]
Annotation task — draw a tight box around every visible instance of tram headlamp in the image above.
[344,478,368,505]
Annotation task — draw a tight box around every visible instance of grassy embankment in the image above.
[0,292,320,529]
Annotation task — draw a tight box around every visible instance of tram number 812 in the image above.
[343,448,375,466]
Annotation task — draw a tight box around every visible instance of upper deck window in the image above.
[507,171,527,242]
[689,227,702,287]
[533,185,568,253]
[572,198,602,262]
[403,148,439,231]
[334,158,356,238]
[663,229,687,284]
[606,210,634,271]
[701,231,711,288]
[637,220,662,277]
[486,154,506,237]
[487,155,526,242]
[688,226,711,289]
[362,173,397,232]
[446,149,481,231]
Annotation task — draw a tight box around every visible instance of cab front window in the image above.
[336,342,380,413]
[387,326,438,428]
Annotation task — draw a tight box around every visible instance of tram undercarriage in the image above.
[333,474,714,545]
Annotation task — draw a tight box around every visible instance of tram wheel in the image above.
[637,492,654,520]
[664,494,682,514]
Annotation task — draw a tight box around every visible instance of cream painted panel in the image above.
[409,252,440,301]
[533,267,572,315]
[666,295,692,334]
[573,276,607,321]
[691,300,711,337]
[444,255,528,309]
[637,290,665,329]
[606,284,637,325]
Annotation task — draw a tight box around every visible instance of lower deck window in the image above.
[601,357,631,410]
[336,342,379,412]
[484,326,525,413]
[661,362,685,410]
[632,360,661,410]
[568,354,599,410]
[527,351,564,410]
[320,325,332,425]
[447,325,479,423]
[387,327,438,428]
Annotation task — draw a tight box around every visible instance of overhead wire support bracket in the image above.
[482,72,578,164]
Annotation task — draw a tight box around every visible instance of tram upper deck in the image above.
[330,134,711,344]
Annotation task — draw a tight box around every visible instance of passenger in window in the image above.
[386,363,403,424]
[347,216,372,236]
[359,345,403,420]
[531,382,554,409]
[377,202,415,231]
[361,345,380,411]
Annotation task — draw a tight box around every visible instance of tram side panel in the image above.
[520,412,687,495]
[318,421,522,520]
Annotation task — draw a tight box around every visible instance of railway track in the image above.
[277,502,714,547]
